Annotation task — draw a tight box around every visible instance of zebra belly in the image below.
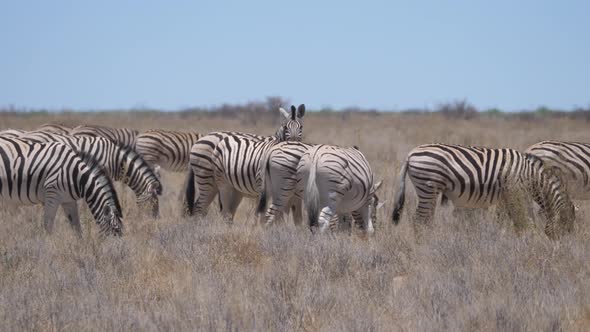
[444,183,499,209]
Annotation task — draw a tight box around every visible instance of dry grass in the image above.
[1,111,590,331]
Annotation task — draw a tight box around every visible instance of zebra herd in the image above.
[0,106,587,240]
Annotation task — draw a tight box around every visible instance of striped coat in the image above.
[0,137,123,236]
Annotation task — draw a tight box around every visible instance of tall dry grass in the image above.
[1,111,590,331]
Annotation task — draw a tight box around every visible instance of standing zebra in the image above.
[0,138,123,236]
[136,129,201,176]
[17,132,162,217]
[391,144,575,239]
[71,124,138,150]
[526,141,590,200]
[184,104,305,220]
[298,145,383,233]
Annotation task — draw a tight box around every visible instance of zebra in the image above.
[526,141,590,200]
[391,144,576,239]
[70,124,138,150]
[136,129,201,177]
[0,137,123,236]
[0,129,26,138]
[256,141,381,232]
[17,132,162,217]
[184,104,305,220]
[297,144,383,234]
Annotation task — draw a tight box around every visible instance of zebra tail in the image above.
[392,159,408,225]
[184,167,195,216]
[304,151,320,228]
[256,155,272,216]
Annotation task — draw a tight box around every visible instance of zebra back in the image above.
[36,123,72,134]
[136,129,202,172]
[0,129,26,138]
[71,124,138,150]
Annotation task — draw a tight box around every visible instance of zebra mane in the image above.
[75,150,123,217]
[524,152,545,165]
[113,141,162,194]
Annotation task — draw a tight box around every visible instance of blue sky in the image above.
[1,1,588,111]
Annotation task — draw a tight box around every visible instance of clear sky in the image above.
[1,0,588,111]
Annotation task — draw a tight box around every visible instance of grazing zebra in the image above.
[391,144,575,239]
[526,141,590,200]
[70,124,138,150]
[297,144,383,234]
[17,132,162,217]
[0,137,123,236]
[184,104,305,220]
[0,129,26,138]
[136,129,201,176]
[35,123,72,134]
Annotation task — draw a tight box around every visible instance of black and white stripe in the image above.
[184,104,305,220]
[70,124,138,150]
[392,144,575,239]
[136,129,201,174]
[18,132,162,217]
[526,141,590,200]
[0,137,123,236]
[298,144,382,234]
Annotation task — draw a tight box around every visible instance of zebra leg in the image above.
[61,201,82,236]
[42,190,61,234]
[318,206,336,233]
[289,197,304,226]
[194,179,219,218]
[412,187,440,240]
[358,203,375,235]
[218,186,243,223]
[264,191,293,225]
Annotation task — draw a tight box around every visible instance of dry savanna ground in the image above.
[1,111,590,331]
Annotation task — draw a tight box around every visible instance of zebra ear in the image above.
[279,107,290,120]
[290,105,296,120]
[373,180,383,192]
[297,104,306,118]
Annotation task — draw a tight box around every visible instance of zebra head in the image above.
[542,166,575,237]
[99,201,124,237]
[276,104,305,142]
[137,177,163,218]
[526,155,576,239]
